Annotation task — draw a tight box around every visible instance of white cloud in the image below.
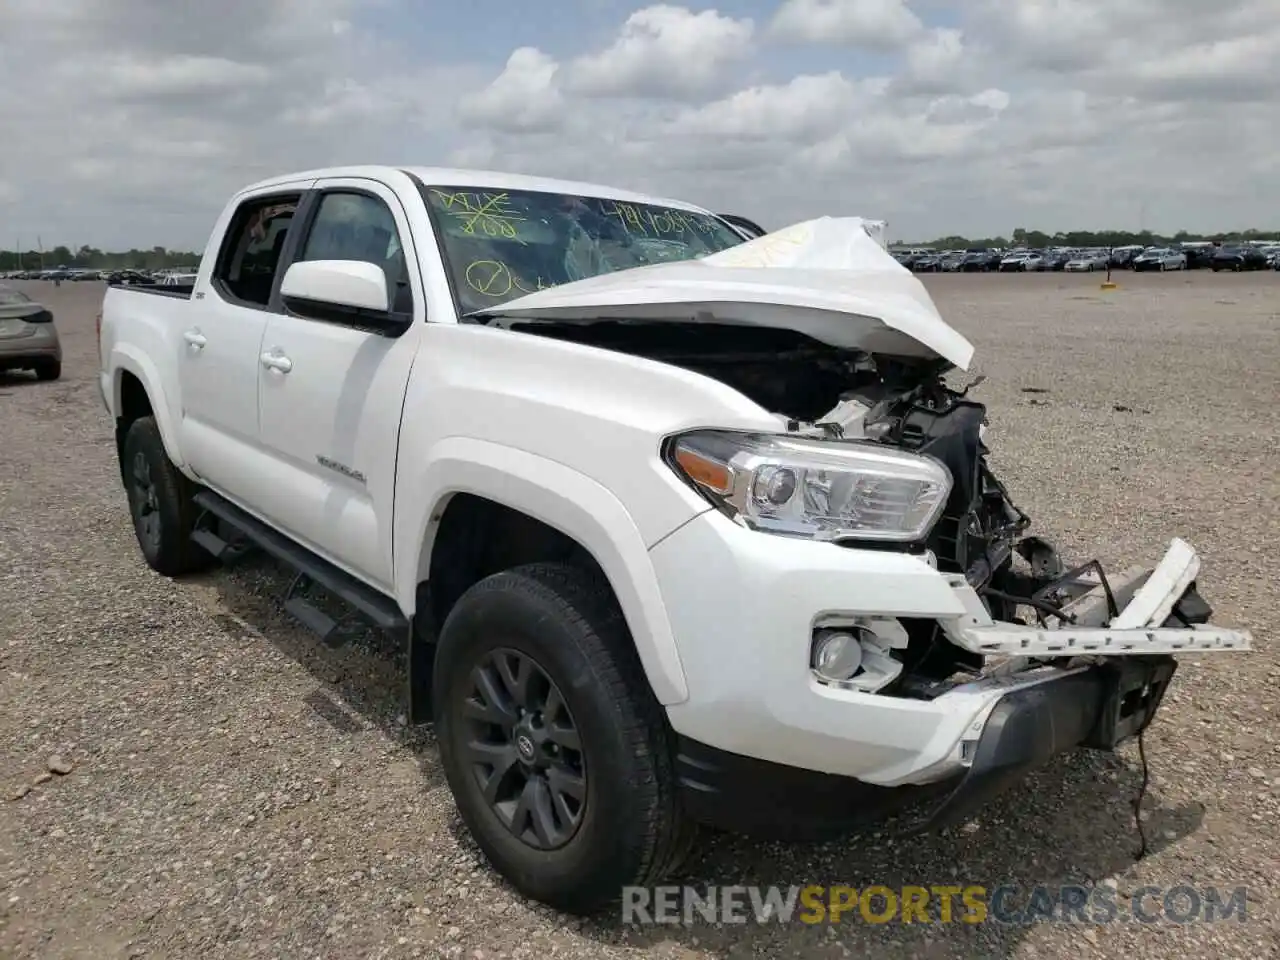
[3,0,1279,250]
[565,4,755,98]
[901,27,965,91]
[769,0,923,48]
[457,48,565,133]
[665,72,882,140]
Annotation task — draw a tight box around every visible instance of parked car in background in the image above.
[890,248,933,269]
[1063,251,1109,272]
[1180,245,1216,269]
[0,285,61,380]
[1131,248,1188,272]
[938,251,967,272]
[912,253,946,272]
[1000,252,1044,272]
[1040,250,1071,271]
[959,251,990,271]
[106,270,157,286]
[1108,245,1145,269]
[1211,245,1269,271]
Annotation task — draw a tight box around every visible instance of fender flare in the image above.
[109,346,185,468]
[400,437,690,705]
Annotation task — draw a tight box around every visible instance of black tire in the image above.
[432,562,692,915]
[35,360,61,381]
[121,416,215,576]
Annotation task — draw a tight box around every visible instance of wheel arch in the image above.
[110,350,184,470]
[399,438,690,710]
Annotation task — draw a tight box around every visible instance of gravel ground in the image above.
[1,271,1277,959]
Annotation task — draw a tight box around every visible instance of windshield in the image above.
[423,185,745,315]
[0,286,31,305]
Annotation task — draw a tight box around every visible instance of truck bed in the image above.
[106,281,194,299]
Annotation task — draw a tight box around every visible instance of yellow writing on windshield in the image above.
[432,190,526,240]
[464,260,554,298]
[601,202,718,238]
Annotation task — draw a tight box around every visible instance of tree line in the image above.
[1,245,201,272]
[907,227,1279,250]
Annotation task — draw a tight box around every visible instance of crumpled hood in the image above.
[475,216,976,370]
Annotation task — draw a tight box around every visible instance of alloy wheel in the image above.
[458,647,587,850]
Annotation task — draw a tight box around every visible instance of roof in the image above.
[236,164,712,215]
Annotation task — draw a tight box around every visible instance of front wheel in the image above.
[433,563,692,915]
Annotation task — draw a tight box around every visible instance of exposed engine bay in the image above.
[502,319,1030,580]
[500,317,1216,688]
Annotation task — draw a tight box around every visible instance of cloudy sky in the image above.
[2,0,1277,251]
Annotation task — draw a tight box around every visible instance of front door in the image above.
[254,178,426,590]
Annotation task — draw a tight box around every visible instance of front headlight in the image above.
[667,430,952,542]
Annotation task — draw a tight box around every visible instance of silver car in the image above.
[1063,251,1110,272]
[0,285,62,380]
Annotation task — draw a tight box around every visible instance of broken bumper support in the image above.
[943,537,1253,657]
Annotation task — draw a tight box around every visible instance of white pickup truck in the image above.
[98,165,1251,914]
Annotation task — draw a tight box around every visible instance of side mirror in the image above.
[280,259,408,336]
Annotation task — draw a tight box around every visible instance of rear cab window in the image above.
[212,194,302,308]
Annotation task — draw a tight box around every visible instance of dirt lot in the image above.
[1,271,1277,959]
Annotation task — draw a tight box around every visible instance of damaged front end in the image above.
[496,313,1250,699]
[785,359,1251,695]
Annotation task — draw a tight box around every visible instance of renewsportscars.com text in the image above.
[621,884,1249,926]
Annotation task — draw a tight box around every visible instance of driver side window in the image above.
[299,191,413,316]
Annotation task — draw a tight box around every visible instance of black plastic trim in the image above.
[673,735,961,838]
[280,294,411,337]
[922,656,1176,830]
[717,213,767,238]
[110,284,194,300]
[403,172,467,323]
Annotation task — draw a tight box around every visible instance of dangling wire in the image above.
[1133,730,1150,859]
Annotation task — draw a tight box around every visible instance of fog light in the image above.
[812,629,863,682]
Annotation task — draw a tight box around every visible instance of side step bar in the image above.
[191,490,410,648]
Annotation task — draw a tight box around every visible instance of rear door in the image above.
[178,185,311,496]
[253,177,427,589]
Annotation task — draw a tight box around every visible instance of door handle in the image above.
[260,351,293,374]
[183,329,207,348]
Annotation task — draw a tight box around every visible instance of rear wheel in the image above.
[34,360,60,381]
[433,563,692,915]
[121,416,215,576]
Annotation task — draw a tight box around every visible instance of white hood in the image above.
[479,216,975,370]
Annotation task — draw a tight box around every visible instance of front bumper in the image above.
[650,512,1251,790]
[672,655,1176,837]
